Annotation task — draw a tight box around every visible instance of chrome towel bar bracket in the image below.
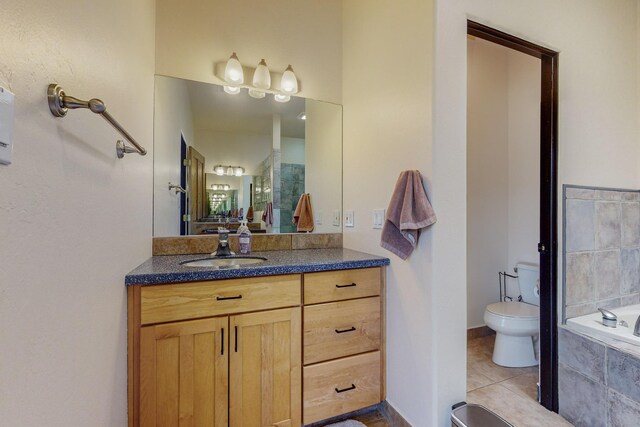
[47,84,147,158]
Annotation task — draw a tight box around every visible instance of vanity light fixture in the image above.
[214,165,226,175]
[224,52,244,84]
[226,166,234,176]
[234,167,245,177]
[280,65,298,95]
[249,59,271,99]
[216,54,300,103]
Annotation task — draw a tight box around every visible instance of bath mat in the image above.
[324,420,366,427]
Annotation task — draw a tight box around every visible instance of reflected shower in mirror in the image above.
[153,75,343,236]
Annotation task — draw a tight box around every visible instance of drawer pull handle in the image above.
[216,295,242,301]
[335,283,357,288]
[335,384,356,393]
[335,326,356,334]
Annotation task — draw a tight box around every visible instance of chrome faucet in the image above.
[213,228,233,257]
[634,316,640,337]
[598,308,618,328]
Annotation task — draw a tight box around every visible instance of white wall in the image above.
[194,129,271,176]
[0,1,155,426]
[466,39,541,328]
[467,38,509,328]
[154,77,194,236]
[305,99,342,233]
[156,0,343,104]
[435,0,639,424]
[506,50,541,272]
[343,1,436,424]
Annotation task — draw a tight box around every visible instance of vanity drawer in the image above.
[140,275,301,325]
[304,297,381,364]
[303,351,381,424]
[304,268,381,304]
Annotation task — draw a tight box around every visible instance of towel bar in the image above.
[47,84,147,158]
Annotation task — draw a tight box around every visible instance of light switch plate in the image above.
[315,211,322,225]
[373,209,385,229]
[333,210,341,227]
[344,210,354,227]
[0,87,15,165]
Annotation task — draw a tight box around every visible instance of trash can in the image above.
[451,402,514,427]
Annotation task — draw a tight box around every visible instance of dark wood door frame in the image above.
[468,20,559,412]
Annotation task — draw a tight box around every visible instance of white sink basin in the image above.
[180,256,267,268]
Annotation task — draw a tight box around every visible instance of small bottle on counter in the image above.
[238,221,252,255]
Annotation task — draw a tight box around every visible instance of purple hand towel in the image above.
[380,170,436,259]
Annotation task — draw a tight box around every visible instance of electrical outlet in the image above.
[344,210,354,227]
[333,210,341,226]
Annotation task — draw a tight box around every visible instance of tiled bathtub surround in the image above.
[558,327,640,427]
[564,186,640,319]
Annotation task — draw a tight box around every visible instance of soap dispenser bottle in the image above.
[238,221,252,255]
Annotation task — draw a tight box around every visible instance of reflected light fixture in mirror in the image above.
[214,165,245,176]
[274,94,290,103]
[211,184,231,191]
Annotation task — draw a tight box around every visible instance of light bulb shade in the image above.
[274,93,290,103]
[214,165,225,175]
[248,89,266,99]
[234,167,245,176]
[224,52,244,84]
[253,59,271,90]
[226,166,234,176]
[224,85,241,95]
[224,184,230,191]
[280,65,298,94]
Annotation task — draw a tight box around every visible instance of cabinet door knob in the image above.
[335,384,356,393]
[335,326,356,334]
[335,283,356,288]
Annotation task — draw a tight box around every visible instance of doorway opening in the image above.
[466,21,559,413]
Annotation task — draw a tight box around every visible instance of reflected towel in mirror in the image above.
[293,193,314,232]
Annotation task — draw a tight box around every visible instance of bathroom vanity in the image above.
[126,248,389,427]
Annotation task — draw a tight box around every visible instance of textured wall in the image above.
[558,327,640,426]
[155,0,343,104]
[563,186,640,319]
[0,1,155,425]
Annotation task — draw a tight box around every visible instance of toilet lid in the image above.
[486,302,539,319]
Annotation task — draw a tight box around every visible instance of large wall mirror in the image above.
[153,75,343,236]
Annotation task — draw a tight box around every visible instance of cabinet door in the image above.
[140,317,228,427]
[230,307,301,427]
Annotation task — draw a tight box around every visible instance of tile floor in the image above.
[467,335,573,427]
[315,335,575,427]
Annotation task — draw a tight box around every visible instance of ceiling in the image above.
[185,78,306,138]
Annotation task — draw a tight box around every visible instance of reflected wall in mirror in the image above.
[153,75,343,236]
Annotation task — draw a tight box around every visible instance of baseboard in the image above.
[467,325,495,340]
[378,401,412,427]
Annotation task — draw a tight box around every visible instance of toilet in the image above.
[484,263,539,368]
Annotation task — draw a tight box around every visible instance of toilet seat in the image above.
[486,302,539,319]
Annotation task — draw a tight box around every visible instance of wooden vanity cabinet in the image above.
[302,267,386,425]
[128,266,385,427]
[128,275,302,427]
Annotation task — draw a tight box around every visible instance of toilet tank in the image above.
[517,263,540,306]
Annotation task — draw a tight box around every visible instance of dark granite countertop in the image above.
[125,248,390,285]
